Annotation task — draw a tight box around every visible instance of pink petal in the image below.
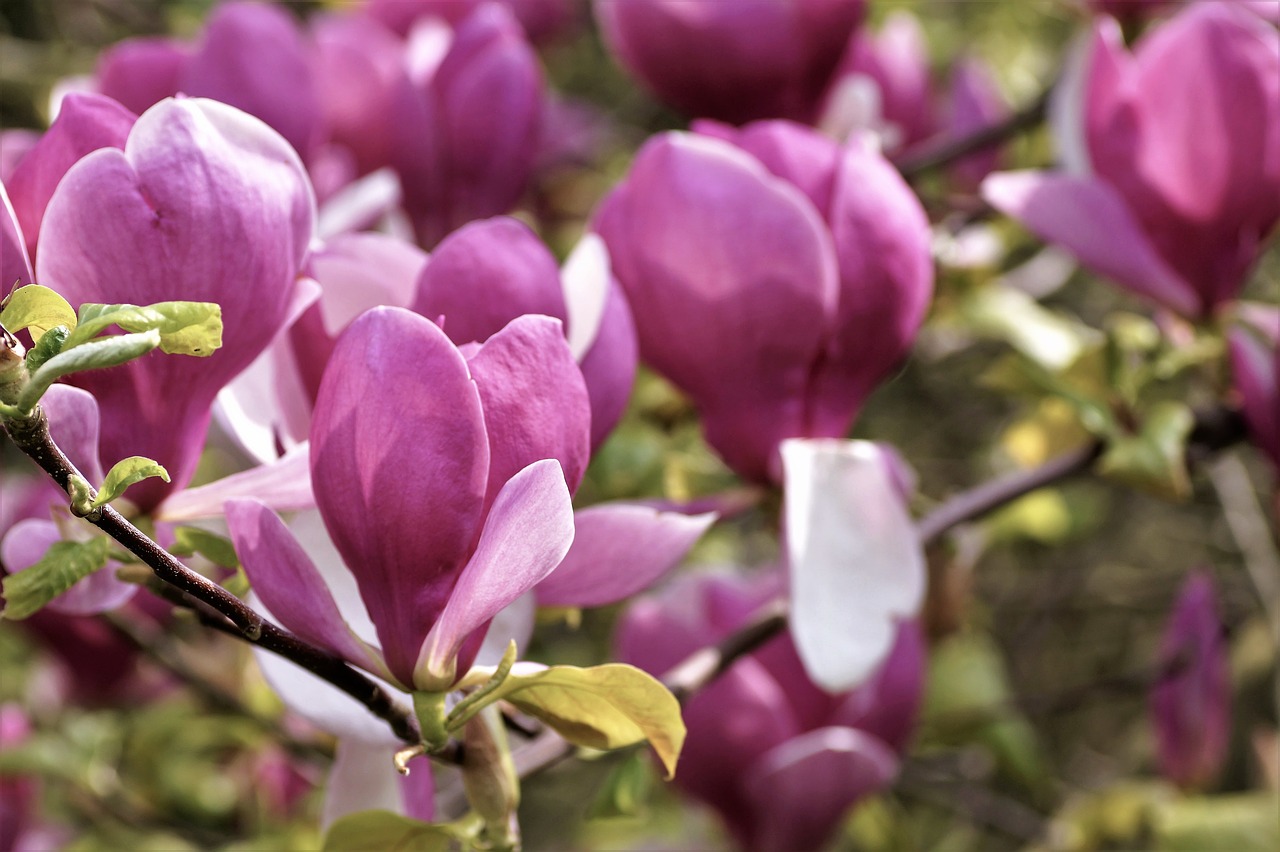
[95,37,190,116]
[1229,310,1280,468]
[156,444,314,523]
[40,385,104,484]
[411,217,566,346]
[6,93,135,263]
[414,458,574,689]
[310,307,489,685]
[982,170,1199,316]
[0,182,33,290]
[745,727,900,852]
[310,232,427,336]
[36,98,315,509]
[225,499,380,673]
[535,503,714,607]
[464,315,591,504]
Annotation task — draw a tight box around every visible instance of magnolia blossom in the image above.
[595,121,932,483]
[984,4,1280,318]
[594,0,865,124]
[364,0,578,43]
[1149,571,1231,789]
[619,571,925,852]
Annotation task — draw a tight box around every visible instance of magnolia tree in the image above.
[0,0,1277,849]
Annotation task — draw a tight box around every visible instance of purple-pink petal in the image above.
[535,503,714,608]
[982,171,1199,316]
[464,315,590,505]
[310,306,489,685]
[415,458,574,689]
[95,38,189,117]
[0,182,34,295]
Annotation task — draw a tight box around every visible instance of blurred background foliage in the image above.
[1,0,1278,850]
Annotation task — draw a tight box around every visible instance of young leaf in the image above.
[454,663,686,778]
[1098,401,1194,500]
[17,330,161,411]
[23,325,69,373]
[91,456,170,510]
[1,537,113,620]
[0,285,77,343]
[170,526,241,569]
[63,302,222,356]
[321,811,469,852]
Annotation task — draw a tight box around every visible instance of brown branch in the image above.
[2,405,421,746]
[895,86,1053,179]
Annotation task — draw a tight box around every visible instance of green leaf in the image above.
[63,301,222,356]
[170,526,241,570]
[1098,401,1194,500]
[1154,793,1280,851]
[321,811,469,852]
[0,285,77,343]
[960,284,1099,371]
[18,330,161,411]
[455,663,686,778]
[1,537,113,620]
[91,456,170,509]
[24,325,69,373]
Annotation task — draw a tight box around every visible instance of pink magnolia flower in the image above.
[594,121,933,483]
[15,96,315,511]
[1149,571,1232,789]
[1228,305,1279,470]
[594,0,865,124]
[227,307,588,690]
[618,571,925,852]
[387,4,545,246]
[983,4,1280,318]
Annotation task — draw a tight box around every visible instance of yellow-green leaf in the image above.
[321,811,466,852]
[64,301,223,356]
[18,330,161,411]
[1098,401,1194,500]
[1,537,113,620]
[0,285,76,343]
[92,456,170,509]
[458,663,686,778]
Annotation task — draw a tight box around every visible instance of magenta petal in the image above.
[1228,311,1280,469]
[7,93,135,262]
[1,520,134,614]
[745,727,899,852]
[414,459,574,689]
[464,315,591,503]
[982,170,1199,316]
[0,182,33,290]
[309,232,427,336]
[96,37,190,117]
[225,499,378,673]
[311,307,489,685]
[410,217,567,347]
[535,504,714,608]
[36,98,315,508]
[39,385,105,485]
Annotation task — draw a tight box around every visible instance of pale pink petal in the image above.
[535,504,715,607]
[156,444,314,523]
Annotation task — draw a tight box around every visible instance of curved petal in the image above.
[40,385,104,485]
[982,170,1199,316]
[465,315,591,503]
[410,217,566,346]
[96,37,189,117]
[744,727,900,852]
[1228,311,1280,468]
[782,439,924,693]
[0,182,33,290]
[309,231,427,336]
[156,444,314,523]
[535,504,715,607]
[225,499,381,674]
[415,458,574,689]
[310,306,489,684]
[37,98,316,508]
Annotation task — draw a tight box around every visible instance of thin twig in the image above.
[895,86,1053,179]
[2,406,421,746]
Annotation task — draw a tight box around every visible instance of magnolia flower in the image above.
[7,96,316,510]
[619,570,925,852]
[1150,571,1231,789]
[595,121,932,483]
[984,4,1280,318]
[364,0,578,43]
[594,0,865,124]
